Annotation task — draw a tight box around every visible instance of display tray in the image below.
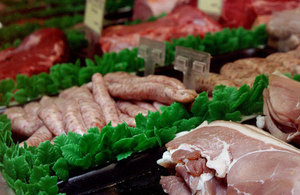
[57,119,258,195]
[58,147,168,195]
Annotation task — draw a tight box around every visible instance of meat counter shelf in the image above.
[58,147,168,195]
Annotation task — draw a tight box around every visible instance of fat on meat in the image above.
[117,100,149,117]
[107,82,196,104]
[158,120,300,195]
[92,73,121,127]
[19,126,53,147]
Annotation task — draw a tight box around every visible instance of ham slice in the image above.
[158,121,300,194]
[263,74,300,145]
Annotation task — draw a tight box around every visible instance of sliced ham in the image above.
[263,74,300,145]
[158,120,300,194]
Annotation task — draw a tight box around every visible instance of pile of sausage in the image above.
[197,45,300,94]
[4,72,197,147]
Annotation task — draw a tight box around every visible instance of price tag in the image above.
[197,0,223,16]
[174,46,211,89]
[138,37,166,76]
[84,0,106,35]
[84,0,106,58]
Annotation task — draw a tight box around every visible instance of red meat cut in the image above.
[100,6,222,53]
[0,28,69,80]
[220,0,300,29]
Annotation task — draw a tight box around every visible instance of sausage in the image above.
[56,98,87,135]
[59,86,79,99]
[40,96,56,107]
[107,82,197,104]
[24,102,43,127]
[19,126,53,147]
[11,116,43,137]
[117,100,148,117]
[4,107,25,121]
[104,72,185,89]
[39,102,66,136]
[134,101,157,113]
[78,99,106,131]
[118,110,136,127]
[92,73,121,127]
[153,102,167,113]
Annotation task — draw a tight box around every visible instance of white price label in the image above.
[198,0,223,16]
[84,0,106,35]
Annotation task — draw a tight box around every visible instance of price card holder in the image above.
[84,0,106,58]
[197,0,223,18]
[138,37,166,76]
[174,46,211,89]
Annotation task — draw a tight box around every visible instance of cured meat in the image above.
[92,73,121,127]
[263,74,300,145]
[100,6,222,53]
[133,0,193,21]
[78,99,106,131]
[107,82,197,104]
[38,101,66,136]
[134,101,157,113]
[104,72,185,90]
[117,100,149,117]
[0,28,69,79]
[56,98,87,135]
[160,176,191,195]
[19,126,53,147]
[158,120,300,194]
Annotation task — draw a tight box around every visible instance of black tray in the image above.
[58,147,169,195]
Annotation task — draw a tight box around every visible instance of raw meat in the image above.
[220,0,300,29]
[100,6,222,53]
[134,101,157,113]
[133,0,194,21]
[117,100,149,117]
[263,73,300,145]
[19,126,53,147]
[92,73,121,127]
[158,120,300,194]
[107,82,197,104]
[0,28,69,80]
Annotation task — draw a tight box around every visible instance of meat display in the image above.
[100,6,222,53]
[158,120,300,194]
[197,46,300,94]
[220,0,300,29]
[133,0,194,21]
[267,9,300,51]
[0,28,69,80]
[4,72,195,146]
[263,73,300,145]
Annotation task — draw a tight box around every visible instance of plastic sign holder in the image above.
[84,0,106,58]
[197,0,223,19]
[174,46,211,89]
[138,37,166,76]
